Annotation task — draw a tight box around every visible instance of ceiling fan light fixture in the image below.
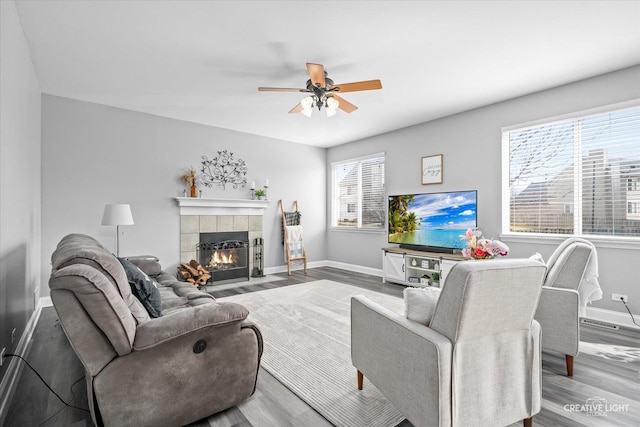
[300,96,314,117]
[326,96,339,117]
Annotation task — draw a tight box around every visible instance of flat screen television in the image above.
[388,190,477,253]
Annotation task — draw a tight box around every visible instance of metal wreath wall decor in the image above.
[200,150,248,190]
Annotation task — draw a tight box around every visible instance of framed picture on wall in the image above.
[421,154,443,184]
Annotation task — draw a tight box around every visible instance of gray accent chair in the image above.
[48,234,262,427]
[534,238,595,376]
[351,259,546,427]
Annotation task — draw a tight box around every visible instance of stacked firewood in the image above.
[177,260,211,286]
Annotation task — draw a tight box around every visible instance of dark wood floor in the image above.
[2,267,639,426]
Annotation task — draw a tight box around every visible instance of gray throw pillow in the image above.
[118,258,162,318]
[404,286,441,326]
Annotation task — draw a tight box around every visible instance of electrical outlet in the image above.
[11,328,16,345]
[612,293,628,303]
[1,347,5,367]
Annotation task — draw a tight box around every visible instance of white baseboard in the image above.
[325,260,383,278]
[264,260,328,275]
[585,306,640,330]
[0,301,45,424]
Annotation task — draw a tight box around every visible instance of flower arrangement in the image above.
[181,168,198,187]
[460,229,509,260]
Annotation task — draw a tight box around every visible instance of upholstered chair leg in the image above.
[566,355,574,376]
[523,417,533,427]
[357,370,364,390]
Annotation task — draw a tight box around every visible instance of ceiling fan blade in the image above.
[306,63,326,87]
[331,95,358,113]
[259,87,307,92]
[289,103,304,114]
[330,79,382,93]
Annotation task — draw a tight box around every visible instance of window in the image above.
[502,103,640,238]
[332,153,385,229]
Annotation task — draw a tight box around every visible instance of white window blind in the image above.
[502,104,640,237]
[332,153,385,229]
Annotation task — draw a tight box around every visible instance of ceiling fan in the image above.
[258,63,382,117]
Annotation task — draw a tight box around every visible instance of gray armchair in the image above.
[351,259,546,427]
[534,238,597,376]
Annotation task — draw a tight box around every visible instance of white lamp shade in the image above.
[326,96,339,111]
[101,204,134,226]
[300,96,314,118]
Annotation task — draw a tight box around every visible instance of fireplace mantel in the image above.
[175,197,270,216]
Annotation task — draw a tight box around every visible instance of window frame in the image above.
[330,152,386,233]
[501,100,640,249]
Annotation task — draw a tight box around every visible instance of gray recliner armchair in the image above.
[48,234,262,427]
[351,259,546,427]
[534,238,598,376]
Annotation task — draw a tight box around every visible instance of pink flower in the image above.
[474,248,486,258]
[488,240,510,256]
[461,248,471,258]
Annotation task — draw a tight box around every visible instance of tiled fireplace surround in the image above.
[176,198,269,275]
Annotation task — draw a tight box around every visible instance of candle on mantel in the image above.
[265,179,269,187]
[251,181,256,190]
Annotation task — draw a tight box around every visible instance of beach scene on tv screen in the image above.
[388,191,477,249]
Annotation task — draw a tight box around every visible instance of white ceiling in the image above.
[14,0,640,148]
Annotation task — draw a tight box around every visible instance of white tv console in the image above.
[382,246,466,288]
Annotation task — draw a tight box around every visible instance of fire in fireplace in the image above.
[197,232,249,284]
[207,242,241,269]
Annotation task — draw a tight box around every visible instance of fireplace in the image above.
[197,231,249,284]
[176,197,268,285]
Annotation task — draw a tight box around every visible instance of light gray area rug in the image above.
[220,280,407,427]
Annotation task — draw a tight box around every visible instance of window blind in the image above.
[503,104,640,237]
[332,153,385,229]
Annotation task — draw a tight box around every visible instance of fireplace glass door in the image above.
[197,232,249,284]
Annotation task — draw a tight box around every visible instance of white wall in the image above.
[327,66,640,316]
[41,95,327,296]
[0,0,42,368]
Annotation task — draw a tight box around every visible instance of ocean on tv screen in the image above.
[389,228,467,249]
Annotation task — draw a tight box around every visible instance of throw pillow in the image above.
[118,257,162,318]
[404,286,441,326]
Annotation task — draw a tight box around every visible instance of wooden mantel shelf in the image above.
[174,197,270,216]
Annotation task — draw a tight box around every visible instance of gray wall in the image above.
[327,66,640,315]
[41,95,327,295]
[0,0,42,379]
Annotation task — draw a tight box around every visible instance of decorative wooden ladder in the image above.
[280,200,307,275]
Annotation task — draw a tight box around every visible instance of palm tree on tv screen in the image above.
[389,195,420,234]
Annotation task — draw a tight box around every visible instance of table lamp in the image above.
[101,204,134,256]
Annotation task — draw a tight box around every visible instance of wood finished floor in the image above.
[2,266,639,427]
